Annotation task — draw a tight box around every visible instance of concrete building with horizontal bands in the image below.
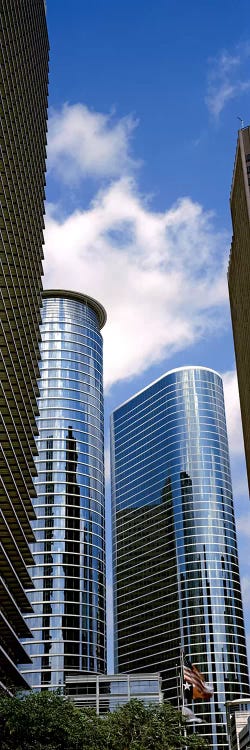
[228,126,250,494]
[239,717,250,750]
[0,0,49,691]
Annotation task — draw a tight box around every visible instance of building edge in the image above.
[112,365,222,413]
[42,289,107,329]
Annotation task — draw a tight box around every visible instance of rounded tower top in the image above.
[113,365,222,413]
[42,289,107,329]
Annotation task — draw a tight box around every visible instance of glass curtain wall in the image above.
[65,672,163,713]
[21,290,107,689]
[111,367,249,750]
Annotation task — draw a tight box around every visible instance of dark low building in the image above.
[239,716,250,750]
[225,700,250,750]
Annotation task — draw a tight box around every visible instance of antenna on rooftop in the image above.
[237,116,244,128]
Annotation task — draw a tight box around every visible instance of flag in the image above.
[183,656,213,700]
[182,706,203,723]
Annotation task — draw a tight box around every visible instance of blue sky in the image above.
[44,0,250,671]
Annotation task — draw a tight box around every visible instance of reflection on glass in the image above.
[111,367,249,750]
[62,426,80,671]
[41,437,54,687]
[115,474,181,694]
[20,292,106,689]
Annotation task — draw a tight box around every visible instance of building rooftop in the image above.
[42,289,107,329]
[112,365,222,413]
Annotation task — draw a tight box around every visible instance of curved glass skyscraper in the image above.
[21,290,107,689]
[111,367,249,750]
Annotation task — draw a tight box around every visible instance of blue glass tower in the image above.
[111,366,249,749]
[21,290,107,689]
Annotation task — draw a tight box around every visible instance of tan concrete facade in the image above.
[0,0,49,690]
[228,127,250,494]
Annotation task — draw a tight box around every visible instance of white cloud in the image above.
[241,577,250,606]
[237,514,250,538]
[47,103,138,184]
[44,102,231,393]
[247,633,250,661]
[232,474,248,500]
[205,43,250,118]
[105,445,111,484]
[44,174,229,391]
[222,370,245,457]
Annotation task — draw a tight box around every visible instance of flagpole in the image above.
[176,661,180,712]
[180,646,185,710]
[181,646,188,750]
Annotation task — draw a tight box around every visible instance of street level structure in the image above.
[225,700,250,750]
[65,672,163,713]
[239,716,250,750]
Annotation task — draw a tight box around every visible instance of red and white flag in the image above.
[183,657,213,700]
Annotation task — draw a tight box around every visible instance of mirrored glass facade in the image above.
[21,290,107,689]
[111,367,249,750]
